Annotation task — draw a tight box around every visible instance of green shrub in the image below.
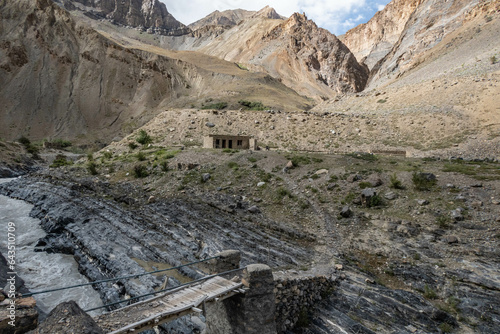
[412,172,437,191]
[377,99,387,103]
[201,102,228,110]
[238,100,267,110]
[390,173,404,189]
[18,136,39,158]
[51,138,72,148]
[160,160,169,172]
[436,215,451,228]
[18,136,31,147]
[136,130,152,145]
[227,161,239,170]
[247,157,257,163]
[50,154,73,168]
[276,187,294,199]
[87,162,98,175]
[136,151,146,161]
[439,323,453,333]
[424,285,438,299]
[102,151,112,160]
[359,181,372,189]
[288,155,311,167]
[490,56,497,64]
[128,142,138,150]
[133,164,149,178]
[87,153,94,161]
[368,194,383,207]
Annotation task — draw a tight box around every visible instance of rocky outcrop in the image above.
[188,8,255,31]
[369,0,484,88]
[262,13,369,94]
[33,301,103,334]
[64,0,190,35]
[341,0,423,70]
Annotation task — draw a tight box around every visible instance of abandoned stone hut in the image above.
[203,135,257,150]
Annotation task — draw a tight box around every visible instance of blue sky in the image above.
[162,0,392,35]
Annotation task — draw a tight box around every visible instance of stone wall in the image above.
[274,275,338,333]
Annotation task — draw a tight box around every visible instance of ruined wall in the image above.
[274,275,338,333]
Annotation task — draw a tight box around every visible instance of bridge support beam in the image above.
[208,250,241,274]
[229,264,277,334]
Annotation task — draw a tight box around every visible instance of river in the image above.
[0,178,103,316]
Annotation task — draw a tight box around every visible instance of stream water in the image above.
[0,178,103,316]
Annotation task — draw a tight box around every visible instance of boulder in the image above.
[202,173,211,183]
[33,301,103,334]
[384,192,397,200]
[340,206,352,218]
[248,206,261,214]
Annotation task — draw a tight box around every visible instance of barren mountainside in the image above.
[0,0,310,142]
[197,13,369,98]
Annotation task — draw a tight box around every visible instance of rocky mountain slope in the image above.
[341,0,499,89]
[58,0,190,35]
[196,13,369,98]
[188,8,255,31]
[0,0,310,143]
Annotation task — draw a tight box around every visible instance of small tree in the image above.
[133,164,149,178]
[136,130,152,145]
[390,173,404,189]
[87,162,98,175]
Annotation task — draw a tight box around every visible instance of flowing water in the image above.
[0,178,103,316]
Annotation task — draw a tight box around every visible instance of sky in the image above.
[162,0,392,36]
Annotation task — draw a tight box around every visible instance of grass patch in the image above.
[377,99,387,103]
[50,154,73,168]
[359,181,372,189]
[286,155,311,167]
[201,102,227,110]
[346,152,378,162]
[412,172,437,191]
[236,63,248,71]
[136,151,147,161]
[238,100,267,111]
[227,161,239,170]
[276,187,294,199]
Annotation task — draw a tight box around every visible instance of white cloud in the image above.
[162,0,391,35]
[377,4,386,11]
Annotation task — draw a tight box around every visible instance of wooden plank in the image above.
[96,276,243,333]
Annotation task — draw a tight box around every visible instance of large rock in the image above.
[33,301,104,334]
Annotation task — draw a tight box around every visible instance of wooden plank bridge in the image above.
[93,276,244,334]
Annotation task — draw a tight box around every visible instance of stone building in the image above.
[203,135,257,150]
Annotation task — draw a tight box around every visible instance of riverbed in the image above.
[0,178,103,316]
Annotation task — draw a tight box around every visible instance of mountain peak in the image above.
[254,6,285,20]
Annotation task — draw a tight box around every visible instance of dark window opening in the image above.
[237,140,243,147]
[228,140,233,149]
[215,139,220,148]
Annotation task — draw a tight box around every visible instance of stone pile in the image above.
[274,275,338,333]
